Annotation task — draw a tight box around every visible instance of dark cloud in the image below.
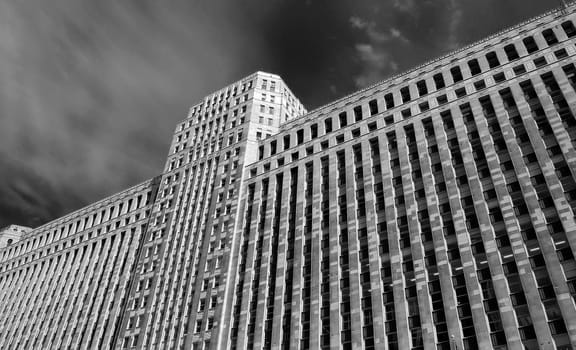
[0,0,561,228]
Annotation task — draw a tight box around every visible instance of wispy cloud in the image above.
[446,0,464,51]
[353,43,399,87]
[0,0,267,227]
[350,16,410,44]
[349,14,407,87]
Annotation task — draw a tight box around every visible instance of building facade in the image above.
[2,4,576,350]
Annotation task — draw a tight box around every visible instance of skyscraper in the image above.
[2,4,576,350]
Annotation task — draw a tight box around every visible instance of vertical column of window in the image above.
[336,150,352,349]
[404,124,440,350]
[35,247,80,348]
[299,163,313,349]
[367,138,390,349]
[395,126,424,350]
[229,184,255,349]
[89,232,127,349]
[438,109,492,349]
[461,98,534,348]
[441,110,481,350]
[27,256,54,346]
[352,144,375,349]
[171,168,199,348]
[72,238,112,349]
[18,263,44,348]
[246,179,269,348]
[383,131,407,350]
[541,70,576,211]
[19,262,41,347]
[517,80,576,262]
[7,260,38,347]
[160,161,213,346]
[319,157,331,349]
[146,172,184,347]
[498,89,576,347]
[513,81,576,346]
[106,226,143,349]
[58,242,99,349]
[175,166,203,343]
[0,265,28,348]
[419,118,455,350]
[7,252,47,346]
[437,112,455,239]
[280,167,298,350]
[263,174,283,349]
[81,235,121,348]
[544,68,576,141]
[460,100,540,346]
[158,179,186,347]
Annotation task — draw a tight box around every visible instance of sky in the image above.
[0,0,561,228]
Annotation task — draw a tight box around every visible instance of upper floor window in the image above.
[433,73,446,89]
[562,20,576,38]
[450,66,463,82]
[468,59,481,76]
[416,80,428,96]
[384,93,395,109]
[542,29,558,46]
[486,51,500,68]
[400,86,411,103]
[504,44,520,61]
[523,36,539,53]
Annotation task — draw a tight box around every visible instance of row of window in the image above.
[260,19,576,165]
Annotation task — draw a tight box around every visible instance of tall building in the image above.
[2,4,576,350]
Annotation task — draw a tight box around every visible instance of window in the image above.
[474,80,486,90]
[353,106,363,121]
[493,72,505,83]
[468,59,481,75]
[416,80,428,96]
[384,93,395,109]
[368,99,378,115]
[504,44,520,61]
[450,66,463,82]
[310,124,318,139]
[400,86,411,103]
[297,129,304,144]
[523,36,539,53]
[419,101,429,111]
[437,94,448,105]
[542,29,558,46]
[401,108,411,119]
[339,112,348,127]
[486,51,500,68]
[562,20,576,38]
[433,73,445,89]
[534,56,547,68]
[513,64,526,75]
[555,48,568,59]
[455,87,466,97]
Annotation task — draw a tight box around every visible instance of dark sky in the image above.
[0,0,560,228]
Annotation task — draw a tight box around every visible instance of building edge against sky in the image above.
[3,2,576,350]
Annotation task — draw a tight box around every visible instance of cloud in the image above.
[0,0,268,227]
[349,14,408,88]
[392,0,416,13]
[446,0,464,51]
[353,43,398,87]
[350,16,409,44]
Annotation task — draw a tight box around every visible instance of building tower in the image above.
[114,72,305,349]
